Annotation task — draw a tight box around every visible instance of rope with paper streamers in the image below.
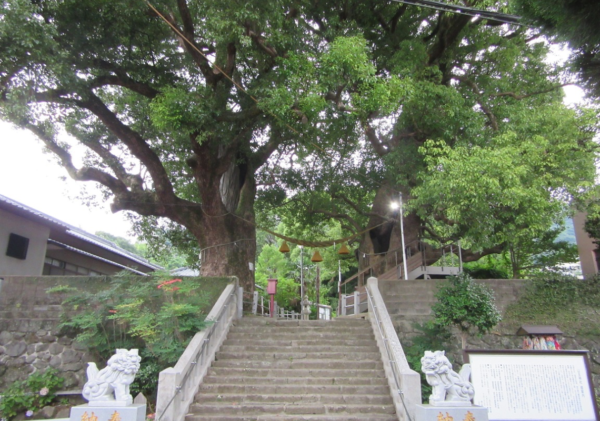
[198,216,392,255]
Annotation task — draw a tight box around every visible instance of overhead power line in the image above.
[389,0,523,25]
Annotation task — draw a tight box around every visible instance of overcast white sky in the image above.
[0,121,136,239]
[0,79,587,242]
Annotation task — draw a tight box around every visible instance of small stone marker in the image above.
[133,394,147,405]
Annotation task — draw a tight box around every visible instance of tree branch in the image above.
[26,124,129,194]
[363,122,389,157]
[453,75,499,131]
[92,75,159,99]
[77,92,178,205]
[244,22,280,58]
[490,84,570,100]
[149,3,216,85]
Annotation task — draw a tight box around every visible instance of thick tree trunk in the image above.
[186,145,258,300]
[358,185,424,276]
[194,211,256,296]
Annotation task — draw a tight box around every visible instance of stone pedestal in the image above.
[415,404,489,421]
[69,404,146,421]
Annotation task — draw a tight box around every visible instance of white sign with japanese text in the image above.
[468,352,598,421]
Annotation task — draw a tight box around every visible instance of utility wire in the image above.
[389,0,523,25]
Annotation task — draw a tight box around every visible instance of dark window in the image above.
[6,233,29,260]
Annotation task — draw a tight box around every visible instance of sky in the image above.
[0,121,136,240]
[0,63,588,242]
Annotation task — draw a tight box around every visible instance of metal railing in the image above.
[361,240,463,281]
[279,308,300,319]
[365,277,421,421]
[340,289,367,316]
[248,291,332,320]
[156,278,243,421]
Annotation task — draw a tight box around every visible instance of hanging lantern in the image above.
[311,250,324,263]
[279,240,290,253]
[338,243,350,255]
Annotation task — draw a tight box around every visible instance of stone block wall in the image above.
[0,276,108,390]
[378,278,600,402]
[0,275,231,392]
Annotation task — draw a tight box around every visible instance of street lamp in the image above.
[311,249,323,319]
[391,193,408,280]
[337,243,350,315]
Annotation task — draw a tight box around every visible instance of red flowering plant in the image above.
[157,278,182,291]
[50,270,213,400]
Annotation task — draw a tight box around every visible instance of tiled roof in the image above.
[0,193,161,271]
[47,239,149,276]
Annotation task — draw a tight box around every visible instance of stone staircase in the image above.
[186,317,399,421]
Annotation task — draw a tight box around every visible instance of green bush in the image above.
[504,273,600,336]
[0,368,64,420]
[49,272,220,400]
[432,273,502,349]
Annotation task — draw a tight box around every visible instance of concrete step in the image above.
[227,327,373,335]
[186,413,398,421]
[197,384,391,396]
[195,393,393,405]
[188,317,396,421]
[225,332,375,341]
[210,359,383,370]
[187,403,396,416]
[215,351,381,361]
[223,338,375,347]
[219,345,378,353]
[206,367,387,379]
[228,323,372,331]
[203,375,388,386]
[233,318,369,326]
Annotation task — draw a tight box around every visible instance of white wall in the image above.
[0,208,49,276]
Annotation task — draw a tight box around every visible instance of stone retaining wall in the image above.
[0,276,105,390]
[379,279,600,402]
[0,275,230,392]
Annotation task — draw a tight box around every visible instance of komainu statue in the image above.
[83,349,142,406]
[421,350,474,406]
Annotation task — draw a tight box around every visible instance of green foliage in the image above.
[2,0,599,293]
[432,273,502,348]
[463,254,511,279]
[50,273,226,399]
[0,368,65,420]
[512,0,600,97]
[404,322,453,402]
[96,231,145,253]
[412,115,596,252]
[504,274,600,336]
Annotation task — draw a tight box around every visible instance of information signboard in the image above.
[465,350,598,421]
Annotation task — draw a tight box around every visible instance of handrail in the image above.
[156,278,242,421]
[340,266,371,287]
[365,277,421,421]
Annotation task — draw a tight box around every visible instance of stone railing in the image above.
[366,276,421,421]
[156,278,243,421]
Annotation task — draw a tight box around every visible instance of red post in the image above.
[267,278,278,318]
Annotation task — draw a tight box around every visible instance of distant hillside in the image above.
[556,218,576,244]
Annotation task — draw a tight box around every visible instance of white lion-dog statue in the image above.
[421,350,474,407]
[82,349,142,406]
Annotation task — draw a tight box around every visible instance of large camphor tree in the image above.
[257,1,598,277]
[1,0,597,291]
